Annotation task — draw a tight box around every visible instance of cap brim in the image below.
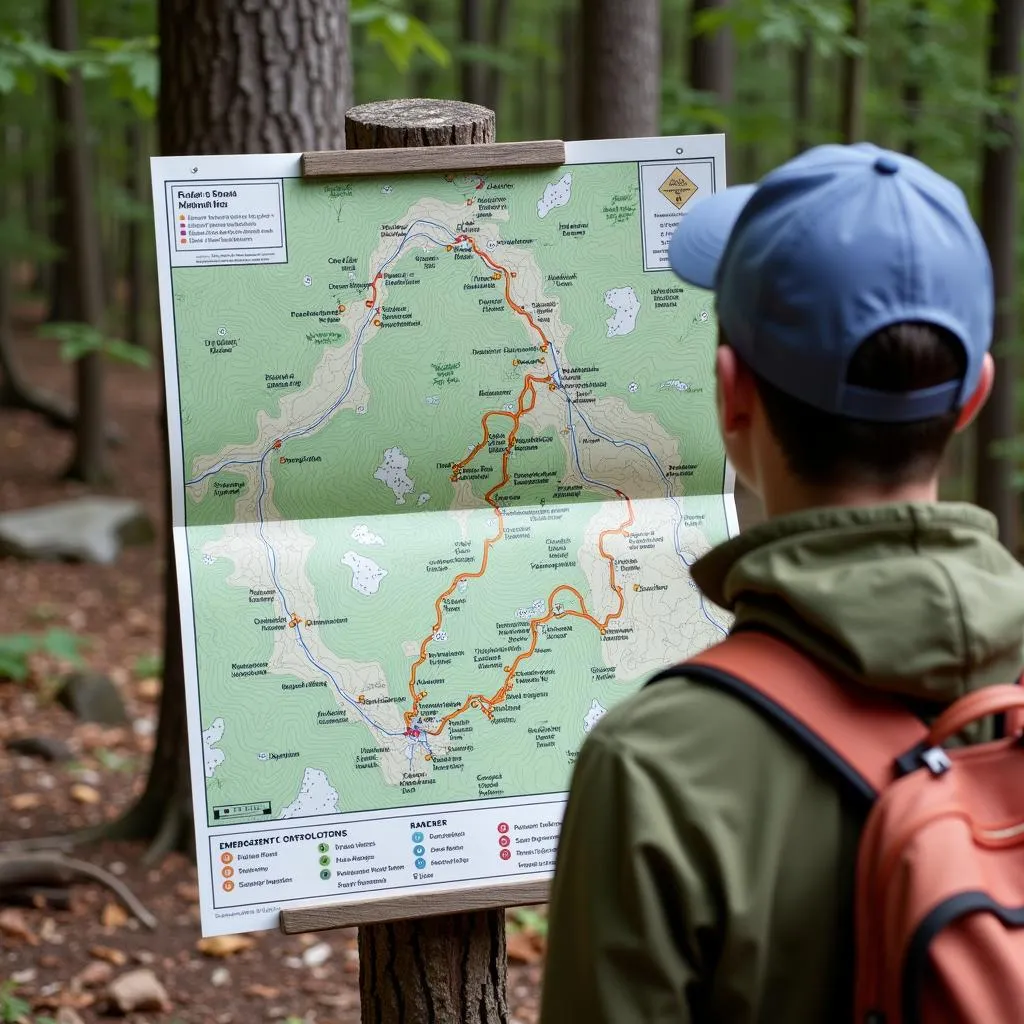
[668,184,757,289]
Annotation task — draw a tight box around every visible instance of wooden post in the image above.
[345,97,509,1024]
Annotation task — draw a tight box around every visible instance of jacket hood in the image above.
[693,502,1024,703]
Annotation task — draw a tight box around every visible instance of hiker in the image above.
[539,143,1024,1023]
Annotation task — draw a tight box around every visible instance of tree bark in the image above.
[49,0,109,484]
[346,97,508,1024]
[581,0,660,138]
[460,0,487,104]
[108,0,353,859]
[840,0,868,143]
[159,0,351,155]
[975,0,1023,550]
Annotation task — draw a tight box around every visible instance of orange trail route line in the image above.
[398,235,636,740]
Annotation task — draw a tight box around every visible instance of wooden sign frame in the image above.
[301,139,566,178]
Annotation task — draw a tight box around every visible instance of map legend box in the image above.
[166,179,286,268]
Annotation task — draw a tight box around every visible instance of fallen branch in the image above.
[0,853,158,929]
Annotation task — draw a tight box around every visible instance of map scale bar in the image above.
[301,140,567,178]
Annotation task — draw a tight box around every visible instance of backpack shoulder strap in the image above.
[650,631,930,802]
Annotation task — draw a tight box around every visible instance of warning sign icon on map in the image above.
[658,167,698,210]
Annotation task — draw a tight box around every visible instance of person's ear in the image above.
[716,343,757,438]
[954,352,994,432]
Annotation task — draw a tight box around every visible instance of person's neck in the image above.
[761,477,940,519]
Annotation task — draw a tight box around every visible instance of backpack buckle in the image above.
[895,743,952,777]
[920,746,952,776]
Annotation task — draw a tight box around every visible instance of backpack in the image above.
[653,629,1024,1024]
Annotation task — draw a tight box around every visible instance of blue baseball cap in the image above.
[668,143,994,422]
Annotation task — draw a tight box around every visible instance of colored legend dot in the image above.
[318,843,329,853]
[222,880,235,892]
[497,822,509,834]
[499,836,510,848]
[320,868,331,881]
[222,866,234,878]
[415,858,427,870]
[319,855,331,867]
[220,852,233,864]
[499,849,511,861]
[412,831,424,843]
[414,845,425,857]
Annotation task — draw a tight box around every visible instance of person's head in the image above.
[669,144,995,517]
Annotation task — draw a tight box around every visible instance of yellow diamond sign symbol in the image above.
[659,168,698,210]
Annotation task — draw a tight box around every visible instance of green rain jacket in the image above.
[540,502,1024,1024]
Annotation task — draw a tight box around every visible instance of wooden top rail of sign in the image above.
[301,139,566,178]
[280,878,550,933]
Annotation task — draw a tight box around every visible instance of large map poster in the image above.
[152,134,736,936]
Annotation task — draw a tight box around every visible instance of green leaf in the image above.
[41,628,84,663]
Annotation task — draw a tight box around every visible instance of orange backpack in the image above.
[676,630,1024,1024]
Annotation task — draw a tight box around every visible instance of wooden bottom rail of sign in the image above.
[279,878,550,934]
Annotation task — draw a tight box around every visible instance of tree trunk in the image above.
[49,0,109,484]
[688,0,735,112]
[975,0,1023,550]
[559,4,581,140]
[581,0,660,138]
[409,0,435,97]
[901,0,926,157]
[159,0,351,155]
[125,117,146,348]
[109,0,353,859]
[484,0,513,115]
[840,0,868,143]
[460,0,487,104]
[792,32,813,154]
[346,97,508,1024]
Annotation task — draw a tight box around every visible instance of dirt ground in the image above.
[0,330,545,1023]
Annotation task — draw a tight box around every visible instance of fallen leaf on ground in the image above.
[105,967,171,1013]
[10,791,42,811]
[56,1008,86,1024]
[100,901,129,929]
[89,944,128,966]
[244,984,280,999]
[174,881,199,903]
[507,930,542,965]
[135,677,161,701]
[69,783,101,805]
[197,933,255,957]
[0,907,38,944]
[73,960,114,989]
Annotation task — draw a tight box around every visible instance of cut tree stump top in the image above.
[345,98,496,149]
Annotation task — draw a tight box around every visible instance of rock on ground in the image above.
[0,497,153,564]
[56,672,128,725]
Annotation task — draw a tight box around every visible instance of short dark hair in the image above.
[750,322,968,488]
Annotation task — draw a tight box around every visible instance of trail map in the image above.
[152,135,736,936]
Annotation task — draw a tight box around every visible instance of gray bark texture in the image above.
[159,0,352,155]
[581,0,661,138]
[347,97,508,1024]
[975,0,1024,549]
[49,0,108,483]
[116,0,353,856]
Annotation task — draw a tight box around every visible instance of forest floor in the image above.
[0,326,545,1024]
